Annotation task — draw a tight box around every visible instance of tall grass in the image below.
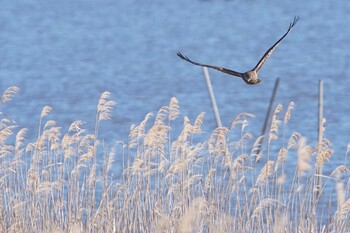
[0,86,349,232]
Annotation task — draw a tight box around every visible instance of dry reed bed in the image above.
[0,86,349,232]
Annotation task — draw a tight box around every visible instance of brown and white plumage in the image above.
[177,16,299,85]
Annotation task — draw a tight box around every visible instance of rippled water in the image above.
[1,0,350,177]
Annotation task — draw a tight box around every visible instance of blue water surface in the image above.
[1,0,350,177]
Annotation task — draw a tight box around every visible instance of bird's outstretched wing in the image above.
[177,52,243,78]
[252,16,299,73]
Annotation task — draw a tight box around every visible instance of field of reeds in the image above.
[0,86,349,233]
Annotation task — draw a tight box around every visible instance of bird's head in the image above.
[243,71,261,85]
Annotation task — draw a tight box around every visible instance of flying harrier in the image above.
[177,16,299,85]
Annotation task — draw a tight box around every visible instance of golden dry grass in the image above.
[0,86,349,232]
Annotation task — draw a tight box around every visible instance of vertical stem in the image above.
[316,80,323,196]
[318,80,323,145]
[259,78,280,155]
[203,67,222,128]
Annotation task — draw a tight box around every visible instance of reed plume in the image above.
[0,86,20,104]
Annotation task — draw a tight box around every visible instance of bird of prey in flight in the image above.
[177,16,299,85]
